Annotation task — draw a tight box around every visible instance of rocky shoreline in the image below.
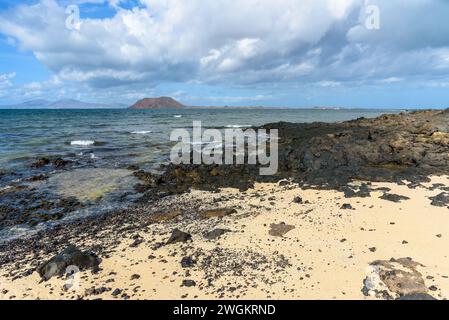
[1,109,449,300]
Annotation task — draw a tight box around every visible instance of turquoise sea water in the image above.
[0,108,400,172]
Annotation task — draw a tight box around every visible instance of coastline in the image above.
[1,109,449,300]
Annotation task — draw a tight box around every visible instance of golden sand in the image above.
[1,176,449,300]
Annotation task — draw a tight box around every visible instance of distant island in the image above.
[129,97,186,109]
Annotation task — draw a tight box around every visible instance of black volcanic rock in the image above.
[31,158,50,169]
[129,97,186,109]
[166,229,192,244]
[37,245,101,281]
[135,109,449,195]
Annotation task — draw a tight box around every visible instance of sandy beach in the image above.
[2,176,448,300]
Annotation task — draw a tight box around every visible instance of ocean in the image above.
[0,108,400,240]
[0,108,401,171]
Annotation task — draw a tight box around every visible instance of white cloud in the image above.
[0,72,16,98]
[380,77,402,84]
[2,0,449,102]
[317,80,342,87]
[0,72,16,87]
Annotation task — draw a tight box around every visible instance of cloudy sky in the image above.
[1,0,449,108]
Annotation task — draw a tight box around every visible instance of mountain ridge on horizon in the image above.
[0,99,126,109]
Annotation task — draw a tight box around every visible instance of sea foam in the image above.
[70,140,95,146]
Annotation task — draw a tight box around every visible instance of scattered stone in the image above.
[203,229,231,240]
[166,229,192,244]
[129,238,144,248]
[380,193,410,203]
[369,247,377,252]
[150,242,164,250]
[31,158,50,169]
[182,280,196,287]
[340,203,353,210]
[362,257,429,300]
[37,245,101,281]
[199,208,237,218]
[429,192,449,207]
[112,289,122,297]
[127,164,140,171]
[25,174,48,182]
[341,184,371,198]
[130,274,141,280]
[52,158,72,169]
[181,256,196,268]
[269,222,295,237]
[293,196,303,204]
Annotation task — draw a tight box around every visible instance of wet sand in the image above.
[1,176,449,300]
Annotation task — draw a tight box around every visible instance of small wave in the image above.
[130,131,152,135]
[0,185,12,192]
[225,125,250,128]
[70,140,96,146]
[174,115,182,118]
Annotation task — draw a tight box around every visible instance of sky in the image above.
[1,0,449,108]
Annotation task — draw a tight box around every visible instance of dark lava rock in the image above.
[203,228,231,240]
[199,208,237,218]
[181,256,196,268]
[112,288,122,297]
[130,274,141,280]
[52,158,72,169]
[129,238,144,248]
[25,174,49,182]
[380,193,410,203]
[37,245,101,281]
[133,170,162,187]
[85,286,111,296]
[127,164,140,171]
[269,222,295,237]
[166,229,192,244]
[31,158,50,169]
[144,109,449,196]
[341,184,371,198]
[341,203,353,210]
[293,196,303,204]
[182,280,196,287]
[429,192,449,207]
[397,293,436,300]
